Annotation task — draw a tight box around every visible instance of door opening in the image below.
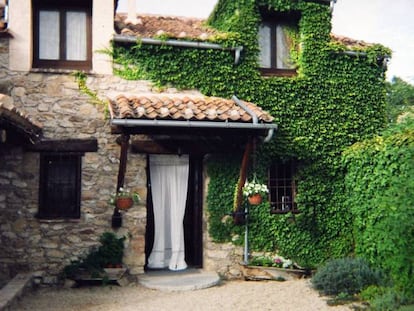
[145,155,203,270]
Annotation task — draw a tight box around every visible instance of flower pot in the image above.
[116,197,133,210]
[248,193,262,205]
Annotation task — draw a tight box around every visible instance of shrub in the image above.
[311,257,380,296]
[361,285,413,311]
[63,232,125,279]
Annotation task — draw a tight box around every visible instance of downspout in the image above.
[232,95,258,124]
[330,0,336,13]
[113,35,243,65]
[232,95,276,142]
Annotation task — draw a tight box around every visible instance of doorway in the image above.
[145,154,203,270]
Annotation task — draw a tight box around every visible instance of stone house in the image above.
[0,0,389,284]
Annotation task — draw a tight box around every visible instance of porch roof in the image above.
[108,93,278,134]
[109,94,277,129]
[0,94,43,144]
[108,93,277,154]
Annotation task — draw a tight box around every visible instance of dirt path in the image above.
[14,279,351,311]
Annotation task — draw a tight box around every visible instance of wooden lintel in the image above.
[27,138,98,152]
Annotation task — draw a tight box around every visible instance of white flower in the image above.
[242,180,269,197]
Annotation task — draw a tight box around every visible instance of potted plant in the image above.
[242,180,269,205]
[62,232,127,283]
[109,187,140,210]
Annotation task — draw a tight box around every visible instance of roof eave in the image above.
[110,118,278,131]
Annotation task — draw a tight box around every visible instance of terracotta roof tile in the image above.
[114,14,219,41]
[331,34,374,50]
[114,13,372,51]
[0,94,43,142]
[108,94,274,124]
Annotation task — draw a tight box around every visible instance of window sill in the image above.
[30,68,93,75]
[259,68,297,77]
[37,218,81,223]
[271,209,301,215]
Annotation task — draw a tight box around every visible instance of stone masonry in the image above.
[0,36,244,284]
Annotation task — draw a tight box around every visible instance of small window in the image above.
[268,160,299,214]
[32,0,92,70]
[38,153,82,219]
[258,12,300,76]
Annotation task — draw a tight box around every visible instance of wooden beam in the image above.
[116,134,130,192]
[27,138,98,152]
[234,137,253,211]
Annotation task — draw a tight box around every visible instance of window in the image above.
[268,160,299,214]
[258,12,300,76]
[38,153,82,219]
[32,0,92,70]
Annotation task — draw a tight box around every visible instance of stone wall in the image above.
[0,37,244,283]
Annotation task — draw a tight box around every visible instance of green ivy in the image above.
[342,118,414,300]
[110,0,390,268]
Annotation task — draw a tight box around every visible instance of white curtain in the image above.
[39,10,60,60]
[276,24,295,69]
[258,24,271,68]
[66,11,87,61]
[38,10,86,61]
[148,154,189,271]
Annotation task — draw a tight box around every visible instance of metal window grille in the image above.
[268,160,299,214]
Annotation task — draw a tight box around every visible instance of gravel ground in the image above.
[14,279,352,311]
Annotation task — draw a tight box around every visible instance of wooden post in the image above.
[234,137,253,212]
[113,133,130,228]
[116,133,130,192]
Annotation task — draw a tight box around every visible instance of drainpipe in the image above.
[1,0,8,30]
[232,95,277,142]
[263,128,274,143]
[330,0,336,13]
[232,95,258,124]
[113,35,244,65]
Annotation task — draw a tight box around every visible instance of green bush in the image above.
[311,257,380,296]
[63,232,125,279]
[343,118,414,299]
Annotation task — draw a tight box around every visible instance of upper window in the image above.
[268,160,300,214]
[258,11,300,76]
[38,153,82,219]
[32,0,92,70]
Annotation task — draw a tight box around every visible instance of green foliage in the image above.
[386,77,414,123]
[73,71,109,107]
[360,286,409,311]
[342,118,414,301]
[111,0,389,268]
[98,232,126,267]
[312,257,381,296]
[63,232,125,280]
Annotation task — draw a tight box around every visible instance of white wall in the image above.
[92,0,114,74]
[8,0,31,71]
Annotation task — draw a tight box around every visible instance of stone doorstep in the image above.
[0,273,33,311]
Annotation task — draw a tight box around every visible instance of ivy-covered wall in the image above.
[111,0,390,267]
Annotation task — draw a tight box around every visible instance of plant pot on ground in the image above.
[63,232,126,282]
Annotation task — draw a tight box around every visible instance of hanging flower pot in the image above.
[109,187,141,211]
[116,197,134,210]
[243,180,268,205]
[248,193,263,205]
